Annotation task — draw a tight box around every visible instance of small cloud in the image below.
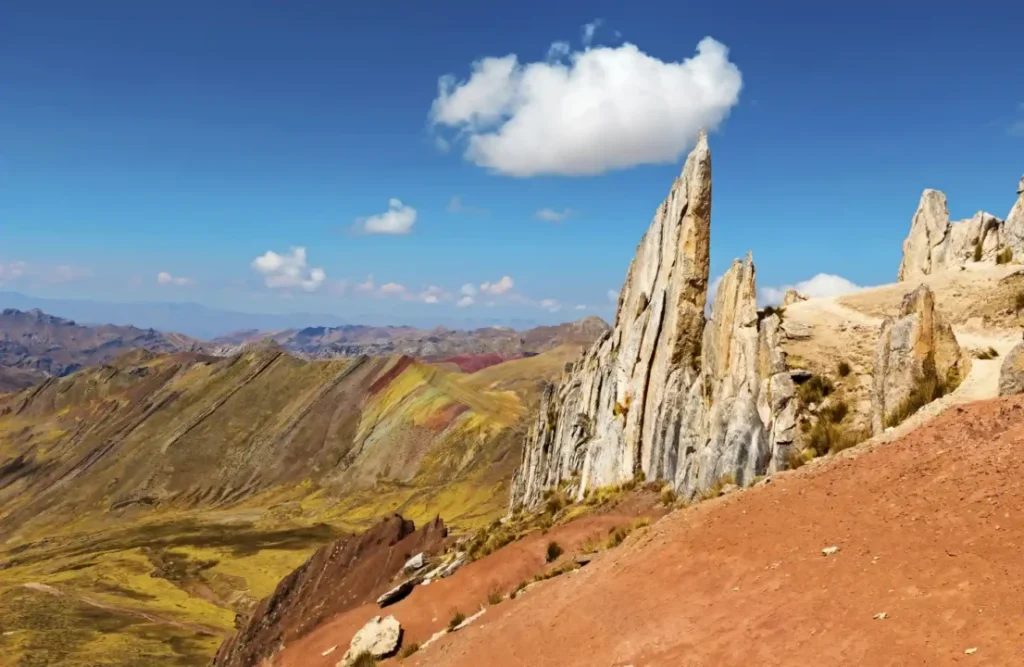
[434,135,451,153]
[535,208,575,223]
[356,274,375,292]
[540,298,561,313]
[156,271,195,287]
[480,275,514,295]
[251,247,326,291]
[0,261,27,282]
[456,295,475,307]
[460,282,478,296]
[418,285,449,304]
[758,273,862,306]
[606,289,619,303]
[379,282,407,296]
[574,304,586,310]
[448,196,488,215]
[581,18,604,47]
[357,198,417,235]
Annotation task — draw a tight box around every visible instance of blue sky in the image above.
[1,0,1022,329]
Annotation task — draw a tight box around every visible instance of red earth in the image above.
[277,395,1024,666]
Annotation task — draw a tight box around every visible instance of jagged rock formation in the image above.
[211,515,446,667]
[999,340,1024,396]
[870,285,965,434]
[898,178,1024,281]
[511,134,795,507]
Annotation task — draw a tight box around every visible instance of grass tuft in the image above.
[448,610,466,631]
[975,347,999,360]
[837,361,851,377]
[997,246,1013,265]
[545,541,564,563]
[797,374,835,405]
[398,643,420,659]
[883,372,955,429]
[351,652,378,667]
[486,587,504,605]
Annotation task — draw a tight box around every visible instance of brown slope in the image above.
[342,395,1024,667]
[212,514,448,667]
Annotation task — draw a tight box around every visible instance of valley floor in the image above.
[364,394,1024,666]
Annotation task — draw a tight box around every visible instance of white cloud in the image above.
[540,298,561,313]
[357,198,417,235]
[448,196,488,215]
[156,271,195,287]
[480,275,515,295]
[0,261,27,283]
[535,207,575,222]
[460,283,478,296]
[251,247,326,291]
[434,136,451,153]
[418,285,449,304]
[759,273,863,306]
[379,282,407,296]
[547,41,571,61]
[575,304,586,310]
[356,275,375,292]
[430,37,742,176]
[456,295,475,307]
[607,289,619,303]
[581,19,603,47]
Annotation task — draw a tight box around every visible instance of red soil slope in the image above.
[270,394,1024,667]
[398,396,1024,666]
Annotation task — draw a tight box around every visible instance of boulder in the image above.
[338,615,401,666]
[870,285,965,434]
[998,342,1024,396]
[781,289,807,307]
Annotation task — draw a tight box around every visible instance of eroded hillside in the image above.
[0,345,570,665]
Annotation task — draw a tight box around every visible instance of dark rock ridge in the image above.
[511,133,796,507]
[210,514,447,667]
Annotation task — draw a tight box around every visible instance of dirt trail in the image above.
[403,395,1024,667]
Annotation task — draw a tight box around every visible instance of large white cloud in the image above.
[358,198,417,235]
[430,36,742,176]
[251,247,326,291]
[759,273,863,306]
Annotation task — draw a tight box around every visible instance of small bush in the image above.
[351,653,378,667]
[997,246,1013,264]
[398,643,420,659]
[606,526,629,548]
[448,610,466,631]
[659,486,677,506]
[545,541,564,563]
[823,399,848,424]
[787,447,808,470]
[797,374,835,405]
[806,418,867,457]
[486,587,504,605]
[975,347,999,360]
[698,472,738,501]
[632,517,651,530]
[973,239,983,262]
[837,361,851,377]
[760,305,786,322]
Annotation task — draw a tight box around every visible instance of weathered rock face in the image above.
[897,190,1005,281]
[998,340,1024,397]
[510,134,794,507]
[870,285,965,434]
[210,515,446,667]
[781,289,808,307]
[1003,177,1024,253]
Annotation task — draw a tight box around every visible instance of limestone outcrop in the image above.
[898,178,1024,281]
[998,340,1024,396]
[870,285,965,434]
[781,289,807,307]
[510,134,795,507]
[339,615,402,666]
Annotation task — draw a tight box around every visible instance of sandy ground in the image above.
[403,394,1024,667]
